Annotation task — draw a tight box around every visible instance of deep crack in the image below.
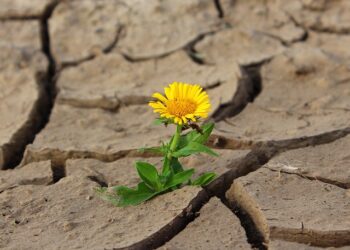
[212,63,263,121]
[87,175,108,187]
[273,127,350,152]
[0,71,50,169]
[0,0,59,170]
[205,145,277,199]
[51,160,66,184]
[117,189,211,250]
[0,16,38,21]
[221,197,267,250]
[213,0,224,18]
[184,31,217,65]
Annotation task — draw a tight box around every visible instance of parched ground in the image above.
[0,0,350,249]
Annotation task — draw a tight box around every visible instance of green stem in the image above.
[162,124,182,176]
[168,124,182,160]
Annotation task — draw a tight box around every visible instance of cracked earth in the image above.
[0,0,350,249]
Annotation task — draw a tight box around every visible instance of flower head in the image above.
[149,82,211,125]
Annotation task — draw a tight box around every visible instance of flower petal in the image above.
[152,92,168,103]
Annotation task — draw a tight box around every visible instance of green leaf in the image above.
[162,156,171,176]
[153,117,171,125]
[138,144,167,155]
[135,162,161,191]
[172,141,219,158]
[113,185,137,195]
[161,157,184,179]
[95,185,155,207]
[192,122,215,144]
[170,158,184,174]
[178,123,214,148]
[192,172,217,186]
[160,157,183,186]
[164,169,195,189]
[94,187,120,206]
[114,182,157,207]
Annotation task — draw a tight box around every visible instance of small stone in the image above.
[62,221,75,232]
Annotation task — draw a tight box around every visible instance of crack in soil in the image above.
[11,123,350,249]
[221,196,267,250]
[57,94,151,112]
[19,125,350,178]
[235,191,350,248]
[0,16,39,21]
[265,166,350,189]
[143,144,277,250]
[0,71,50,169]
[1,0,58,170]
[184,30,218,65]
[212,63,263,121]
[116,189,211,250]
[284,11,310,44]
[20,134,256,168]
[213,0,224,18]
[192,127,350,249]
[87,175,108,188]
[60,25,125,69]
[255,28,308,47]
[121,29,224,64]
[272,127,350,152]
[285,10,350,36]
[271,227,350,248]
[20,148,158,168]
[50,159,66,184]
[1,2,349,249]
[307,25,350,35]
[206,134,256,150]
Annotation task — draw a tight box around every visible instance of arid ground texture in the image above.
[0,0,350,249]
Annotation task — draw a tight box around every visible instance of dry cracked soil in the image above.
[0,0,350,249]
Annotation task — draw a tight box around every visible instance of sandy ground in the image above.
[0,0,350,249]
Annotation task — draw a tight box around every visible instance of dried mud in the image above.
[0,0,349,249]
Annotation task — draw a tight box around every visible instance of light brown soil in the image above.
[0,0,350,249]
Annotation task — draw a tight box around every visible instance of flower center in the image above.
[167,99,197,117]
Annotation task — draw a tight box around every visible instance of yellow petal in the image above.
[164,87,173,100]
[174,117,182,125]
[152,92,168,103]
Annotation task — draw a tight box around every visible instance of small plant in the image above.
[96,82,218,206]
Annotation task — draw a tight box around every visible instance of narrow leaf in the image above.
[178,123,214,148]
[162,156,171,176]
[138,145,167,155]
[193,123,215,144]
[164,169,195,189]
[172,142,219,158]
[192,172,217,186]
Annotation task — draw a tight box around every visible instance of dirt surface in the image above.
[0,0,349,249]
[56,51,240,113]
[0,20,48,169]
[159,197,251,250]
[227,168,350,247]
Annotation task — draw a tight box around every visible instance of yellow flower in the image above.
[149,82,211,125]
